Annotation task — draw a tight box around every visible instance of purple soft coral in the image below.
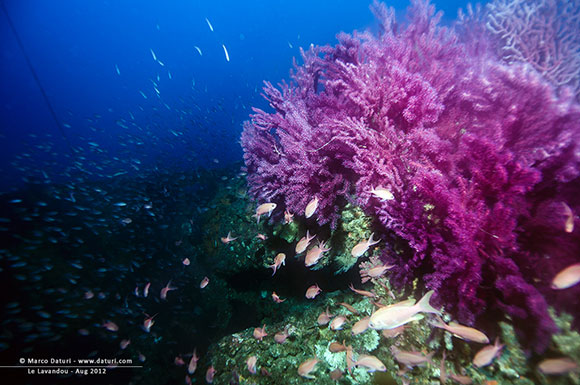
[241,0,580,352]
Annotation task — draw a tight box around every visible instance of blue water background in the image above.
[0,0,471,193]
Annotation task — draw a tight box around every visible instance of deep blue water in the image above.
[1,0,469,193]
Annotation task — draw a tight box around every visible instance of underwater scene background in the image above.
[1,0,580,384]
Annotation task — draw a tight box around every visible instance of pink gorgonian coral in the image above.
[241,0,580,352]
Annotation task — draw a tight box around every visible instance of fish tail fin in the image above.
[368,232,380,246]
[418,290,440,315]
[494,337,504,350]
[431,314,446,329]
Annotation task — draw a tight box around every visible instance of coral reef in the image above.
[335,204,376,273]
[207,291,372,385]
[206,275,580,385]
[198,175,580,384]
[485,0,580,100]
[240,0,580,353]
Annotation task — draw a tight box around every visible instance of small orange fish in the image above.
[272,292,286,303]
[391,346,434,368]
[330,315,347,330]
[298,357,320,379]
[120,339,130,350]
[346,345,355,374]
[296,230,316,254]
[274,327,290,344]
[256,233,268,241]
[562,202,574,233]
[143,314,157,333]
[537,357,578,375]
[351,316,370,335]
[305,240,331,267]
[377,280,396,299]
[143,282,151,297]
[102,321,119,332]
[329,341,347,353]
[142,313,157,333]
[304,196,319,218]
[351,233,380,258]
[268,253,286,276]
[551,263,580,290]
[305,284,322,299]
[253,325,267,341]
[330,369,343,380]
[317,308,333,325]
[354,354,387,372]
[182,258,190,266]
[338,302,358,314]
[205,366,216,383]
[200,276,210,289]
[254,203,277,223]
[246,355,257,374]
[220,231,238,244]
[349,284,377,298]
[472,338,503,368]
[187,349,199,374]
[432,315,489,343]
[360,264,393,283]
[160,280,176,300]
[370,186,394,201]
